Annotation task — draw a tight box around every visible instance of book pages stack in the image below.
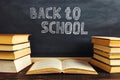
[91,36,120,73]
[0,34,31,73]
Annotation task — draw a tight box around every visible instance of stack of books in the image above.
[91,36,120,73]
[0,34,32,73]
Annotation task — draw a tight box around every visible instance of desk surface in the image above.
[0,66,120,80]
[0,57,120,80]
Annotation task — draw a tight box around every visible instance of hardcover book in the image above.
[94,44,120,53]
[92,36,120,46]
[0,55,31,73]
[91,58,120,73]
[0,34,30,44]
[93,53,120,66]
[0,42,30,51]
[0,48,31,60]
[94,49,120,59]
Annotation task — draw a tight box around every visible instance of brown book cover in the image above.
[0,34,30,44]
[94,49,120,59]
[93,53,120,66]
[91,58,120,73]
[94,44,120,53]
[0,55,32,73]
[0,48,31,60]
[92,36,120,46]
[0,42,30,51]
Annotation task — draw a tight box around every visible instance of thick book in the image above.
[94,49,120,59]
[0,34,30,44]
[0,42,30,51]
[91,58,120,73]
[93,53,120,66]
[0,48,31,60]
[94,44,120,53]
[26,59,97,75]
[0,55,31,73]
[92,36,120,46]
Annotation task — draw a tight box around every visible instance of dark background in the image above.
[0,0,120,57]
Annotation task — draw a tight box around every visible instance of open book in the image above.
[26,59,97,75]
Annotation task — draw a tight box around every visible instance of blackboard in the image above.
[0,0,120,57]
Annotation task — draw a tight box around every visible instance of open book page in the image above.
[62,59,97,74]
[26,58,62,74]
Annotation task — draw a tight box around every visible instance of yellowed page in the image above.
[92,36,120,40]
[62,59,96,72]
[27,58,62,74]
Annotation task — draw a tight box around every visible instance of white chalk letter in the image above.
[41,21,49,33]
[56,22,64,34]
[73,22,80,35]
[30,7,37,19]
[53,7,61,19]
[65,7,72,20]
[65,22,72,34]
[73,7,81,20]
[49,21,56,34]
[81,22,88,35]
[38,7,45,19]
[46,7,52,19]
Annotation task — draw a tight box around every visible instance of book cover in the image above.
[0,34,30,44]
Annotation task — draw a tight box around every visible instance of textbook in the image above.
[94,44,120,53]
[0,48,31,60]
[93,53,120,66]
[92,36,120,46]
[94,49,120,59]
[0,34,30,44]
[0,42,30,51]
[26,59,97,75]
[0,55,31,73]
[91,58,120,73]
[91,36,120,73]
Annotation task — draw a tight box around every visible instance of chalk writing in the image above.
[30,7,88,35]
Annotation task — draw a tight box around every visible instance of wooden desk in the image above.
[0,57,120,80]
